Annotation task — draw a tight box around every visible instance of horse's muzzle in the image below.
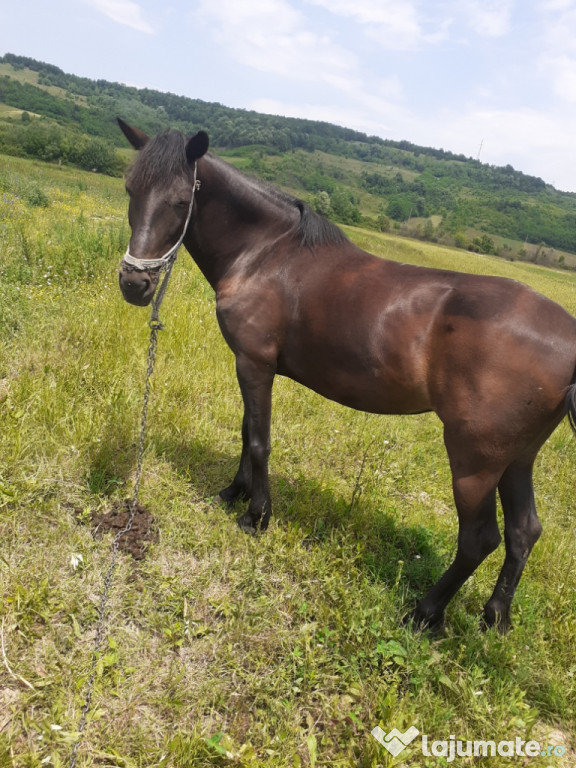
[118,265,158,306]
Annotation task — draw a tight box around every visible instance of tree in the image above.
[71,137,119,174]
[330,187,360,224]
[454,232,467,249]
[471,234,495,254]
[387,195,412,222]
[423,219,436,241]
[313,191,332,218]
[377,213,391,232]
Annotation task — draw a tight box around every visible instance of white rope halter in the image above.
[122,165,200,272]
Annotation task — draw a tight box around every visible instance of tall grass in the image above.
[0,156,574,766]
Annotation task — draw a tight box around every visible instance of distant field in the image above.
[0,62,88,105]
[0,154,575,766]
[0,103,39,119]
[0,62,42,85]
[345,225,576,308]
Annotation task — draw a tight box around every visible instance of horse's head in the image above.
[117,118,209,306]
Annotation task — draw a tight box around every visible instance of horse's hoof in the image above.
[213,494,239,517]
[236,509,271,535]
[403,607,445,634]
[481,609,511,634]
[216,489,239,508]
[217,485,251,507]
[237,513,258,536]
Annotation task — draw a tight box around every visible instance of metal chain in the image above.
[69,283,166,767]
[69,165,199,765]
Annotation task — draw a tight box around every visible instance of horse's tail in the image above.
[565,380,576,437]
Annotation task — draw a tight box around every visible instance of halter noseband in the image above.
[121,165,200,272]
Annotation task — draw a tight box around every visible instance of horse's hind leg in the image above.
[410,436,503,630]
[483,461,542,632]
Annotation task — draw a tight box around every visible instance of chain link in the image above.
[69,296,164,767]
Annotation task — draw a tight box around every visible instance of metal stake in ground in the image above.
[69,258,175,767]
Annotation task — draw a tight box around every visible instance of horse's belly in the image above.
[277,356,432,415]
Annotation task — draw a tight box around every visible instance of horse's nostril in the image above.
[142,277,151,293]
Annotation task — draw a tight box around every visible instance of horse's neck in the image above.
[184,155,297,290]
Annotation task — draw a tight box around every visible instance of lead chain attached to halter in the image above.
[69,166,200,768]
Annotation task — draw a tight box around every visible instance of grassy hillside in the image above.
[2,53,576,266]
[1,154,575,766]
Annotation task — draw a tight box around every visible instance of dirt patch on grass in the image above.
[533,724,575,765]
[77,500,157,560]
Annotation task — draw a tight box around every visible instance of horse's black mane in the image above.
[128,130,348,250]
[127,131,192,190]
[231,161,347,249]
[295,199,348,249]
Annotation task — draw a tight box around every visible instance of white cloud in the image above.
[194,0,411,140]
[540,4,576,53]
[537,1,576,102]
[406,102,576,189]
[195,0,355,82]
[306,0,454,50]
[307,0,426,49]
[84,0,154,34]
[539,0,575,11]
[457,0,514,37]
[543,55,576,101]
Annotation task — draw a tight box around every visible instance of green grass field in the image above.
[1,155,575,767]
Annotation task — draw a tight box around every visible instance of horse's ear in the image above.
[117,118,150,150]
[186,131,209,163]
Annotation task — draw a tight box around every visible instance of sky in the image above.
[2,0,576,191]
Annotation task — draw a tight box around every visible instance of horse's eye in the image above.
[176,200,191,209]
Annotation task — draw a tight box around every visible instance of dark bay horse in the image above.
[117,119,576,632]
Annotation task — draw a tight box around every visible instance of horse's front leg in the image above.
[231,354,275,534]
[218,413,252,504]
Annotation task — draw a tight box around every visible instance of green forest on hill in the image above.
[2,52,576,263]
